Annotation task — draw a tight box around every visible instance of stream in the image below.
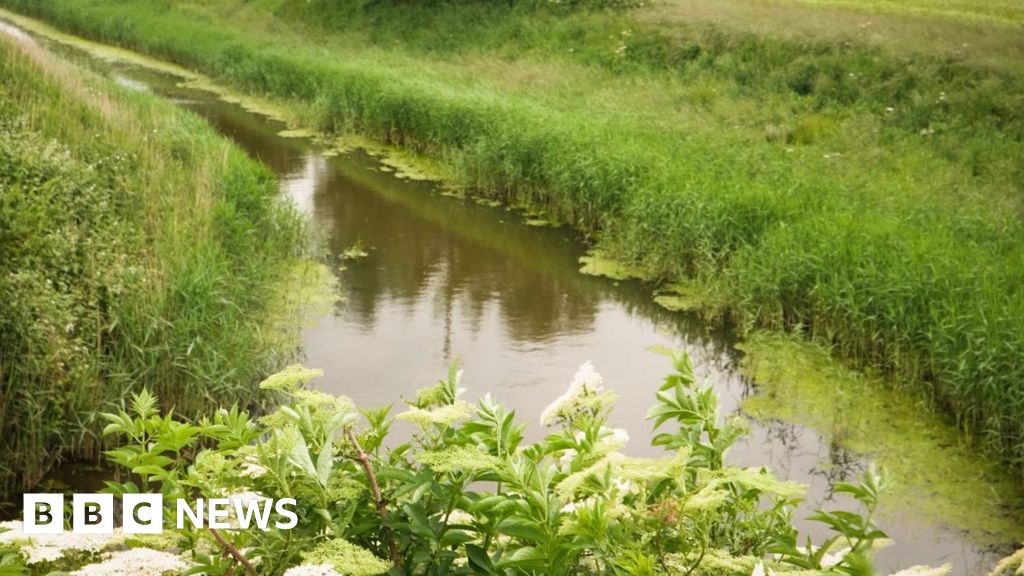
[1,18,1016,575]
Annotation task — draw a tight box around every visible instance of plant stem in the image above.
[209,527,256,576]
[347,427,401,566]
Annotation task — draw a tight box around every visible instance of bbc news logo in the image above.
[23,494,298,534]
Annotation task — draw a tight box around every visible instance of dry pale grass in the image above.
[638,0,1024,73]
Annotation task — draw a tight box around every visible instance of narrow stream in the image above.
[2,19,1014,575]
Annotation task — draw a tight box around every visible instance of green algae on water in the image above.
[279,128,315,139]
[525,218,558,227]
[328,133,449,182]
[739,331,1024,547]
[653,280,725,314]
[579,249,649,281]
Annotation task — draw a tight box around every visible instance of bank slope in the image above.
[0,26,309,494]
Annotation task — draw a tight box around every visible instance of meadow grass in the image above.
[3,0,1024,475]
[0,32,308,494]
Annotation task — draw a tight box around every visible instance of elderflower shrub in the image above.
[282,564,342,576]
[2,354,958,576]
[539,360,618,427]
[989,546,1024,576]
[71,548,185,576]
[0,521,121,567]
[300,539,390,576]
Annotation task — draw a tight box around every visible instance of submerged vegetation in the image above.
[0,29,309,494]
[739,332,1024,546]
[3,0,1022,475]
[0,357,971,575]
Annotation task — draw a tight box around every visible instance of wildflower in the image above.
[752,561,766,576]
[446,510,474,525]
[684,486,730,513]
[609,428,629,446]
[559,448,578,465]
[239,458,268,479]
[72,548,185,576]
[284,564,343,576]
[416,445,502,474]
[397,401,473,428]
[819,547,851,568]
[540,361,606,426]
[259,364,323,392]
[0,521,121,565]
[301,538,390,576]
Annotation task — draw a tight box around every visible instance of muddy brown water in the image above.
[1,20,1013,575]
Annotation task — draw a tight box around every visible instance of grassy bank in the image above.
[0,28,309,494]
[3,0,1023,473]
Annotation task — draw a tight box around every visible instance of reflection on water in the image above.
[17,35,1009,575]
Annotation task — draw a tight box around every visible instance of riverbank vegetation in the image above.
[3,0,1021,475]
[0,357,965,576]
[0,30,309,495]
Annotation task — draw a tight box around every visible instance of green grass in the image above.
[3,0,1024,476]
[0,32,309,494]
[786,0,1024,25]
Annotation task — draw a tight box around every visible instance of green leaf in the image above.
[494,518,545,543]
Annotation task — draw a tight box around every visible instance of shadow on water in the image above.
[4,25,1013,575]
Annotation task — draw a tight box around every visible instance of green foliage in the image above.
[6,0,1024,473]
[5,358,906,576]
[0,33,307,495]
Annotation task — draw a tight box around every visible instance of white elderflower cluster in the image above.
[72,548,186,576]
[284,564,343,576]
[560,496,597,514]
[397,401,473,429]
[445,509,474,525]
[239,457,268,479]
[0,521,121,565]
[540,361,605,427]
[596,427,630,452]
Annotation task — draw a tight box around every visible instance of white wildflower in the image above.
[540,361,605,426]
[446,510,474,525]
[609,428,629,446]
[24,545,64,564]
[397,401,473,428]
[560,496,598,515]
[559,449,578,465]
[72,548,185,576]
[230,490,267,508]
[821,547,850,569]
[0,521,121,565]
[752,561,766,576]
[239,458,268,479]
[283,564,343,576]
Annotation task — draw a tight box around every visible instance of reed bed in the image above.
[0,33,307,494]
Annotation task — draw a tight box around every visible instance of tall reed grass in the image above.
[0,33,307,494]
[3,0,1024,473]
